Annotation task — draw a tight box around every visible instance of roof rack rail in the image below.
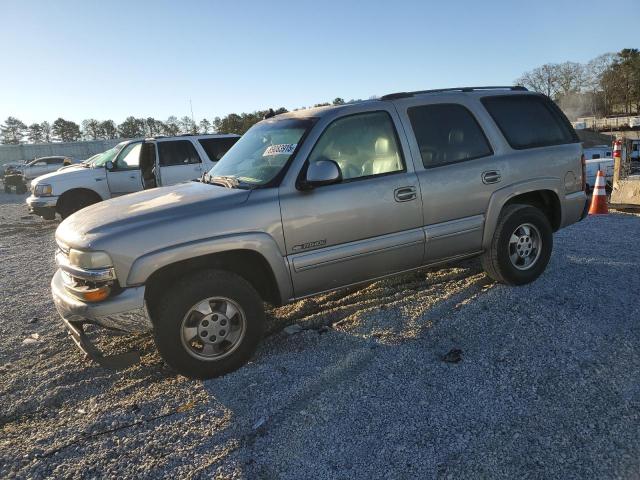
[380,85,527,101]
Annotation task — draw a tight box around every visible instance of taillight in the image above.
[581,154,586,192]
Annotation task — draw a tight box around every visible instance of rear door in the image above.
[156,139,203,185]
[395,97,505,263]
[106,142,143,195]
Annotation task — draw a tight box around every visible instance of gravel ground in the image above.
[1,188,639,479]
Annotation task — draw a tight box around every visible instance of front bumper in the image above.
[26,194,58,217]
[51,269,152,333]
[52,269,152,369]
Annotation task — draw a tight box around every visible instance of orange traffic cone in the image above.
[588,170,608,215]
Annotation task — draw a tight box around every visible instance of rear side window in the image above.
[482,95,578,150]
[158,140,201,166]
[198,137,239,161]
[46,157,63,164]
[407,104,492,168]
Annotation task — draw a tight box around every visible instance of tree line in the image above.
[516,48,640,119]
[0,98,348,145]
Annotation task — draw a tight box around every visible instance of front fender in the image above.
[482,177,562,249]
[126,232,293,304]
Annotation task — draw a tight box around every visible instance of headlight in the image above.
[34,184,53,196]
[68,249,113,269]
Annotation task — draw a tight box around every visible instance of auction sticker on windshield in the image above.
[263,143,297,156]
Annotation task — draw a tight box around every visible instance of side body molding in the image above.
[126,232,293,304]
[482,177,562,249]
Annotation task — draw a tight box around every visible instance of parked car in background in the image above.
[21,156,79,180]
[27,134,239,219]
[51,86,588,379]
[583,145,613,192]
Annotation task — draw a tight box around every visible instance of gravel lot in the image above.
[1,188,639,479]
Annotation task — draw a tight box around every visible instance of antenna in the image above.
[189,99,195,125]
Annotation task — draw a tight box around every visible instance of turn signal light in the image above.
[82,286,111,302]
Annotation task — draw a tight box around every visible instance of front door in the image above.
[156,139,203,186]
[106,142,143,195]
[280,110,424,298]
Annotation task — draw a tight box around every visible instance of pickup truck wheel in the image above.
[481,204,553,286]
[4,184,10,193]
[15,182,27,194]
[153,269,265,379]
[57,191,99,219]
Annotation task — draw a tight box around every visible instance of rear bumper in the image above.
[26,195,58,217]
[562,191,589,226]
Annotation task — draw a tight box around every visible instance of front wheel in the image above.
[57,191,99,219]
[152,269,265,379]
[481,204,553,286]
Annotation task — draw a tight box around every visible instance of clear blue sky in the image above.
[1,0,638,125]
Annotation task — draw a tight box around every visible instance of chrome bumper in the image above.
[51,269,153,333]
[26,194,58,208]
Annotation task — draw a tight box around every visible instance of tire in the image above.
[4,184,10,194]
[152,269,265,379]
[57,191,99,219]
[15,182,27,194]
[481,204,553,286]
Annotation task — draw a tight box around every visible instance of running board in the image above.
[62,317,140,370]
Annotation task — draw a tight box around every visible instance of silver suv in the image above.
[51,86,588,379]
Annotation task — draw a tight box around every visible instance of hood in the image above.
[32,164,97,184]
[57,181,251,247]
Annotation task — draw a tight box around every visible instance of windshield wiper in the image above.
[205,174,253,189]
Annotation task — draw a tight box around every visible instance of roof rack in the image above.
[380,86,527,101]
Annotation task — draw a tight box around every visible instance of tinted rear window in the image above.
[158,140,201,166]
[407,104,493,168]
[482,95,578,150]
[198,137,239,162]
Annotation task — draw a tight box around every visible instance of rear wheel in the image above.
[481,204,553,285]
[152,269,265,379]
[4,184,10,194]
[57,191,100,219]
[15,182,27,194]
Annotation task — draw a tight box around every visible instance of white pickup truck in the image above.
[27,134,239,219]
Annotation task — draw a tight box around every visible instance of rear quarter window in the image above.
[482,95,578,150]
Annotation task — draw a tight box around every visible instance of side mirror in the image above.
[304,159,342,189]
[105,160,114,171]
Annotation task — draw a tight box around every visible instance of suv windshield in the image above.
[90,142,128,167]
[207,118,314,186]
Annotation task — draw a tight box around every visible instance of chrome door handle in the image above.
[394,186,417,202]
[482,170,502,184]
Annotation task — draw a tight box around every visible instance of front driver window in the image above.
[307,111,404,181]
[115,143,142,170]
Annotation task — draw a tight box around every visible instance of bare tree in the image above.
[41,121,52,142]
[516,64,561,99]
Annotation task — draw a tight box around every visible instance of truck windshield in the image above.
[90,142,128,167]
[206,118,314,186]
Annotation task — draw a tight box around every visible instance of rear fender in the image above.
[482,177,562,249]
